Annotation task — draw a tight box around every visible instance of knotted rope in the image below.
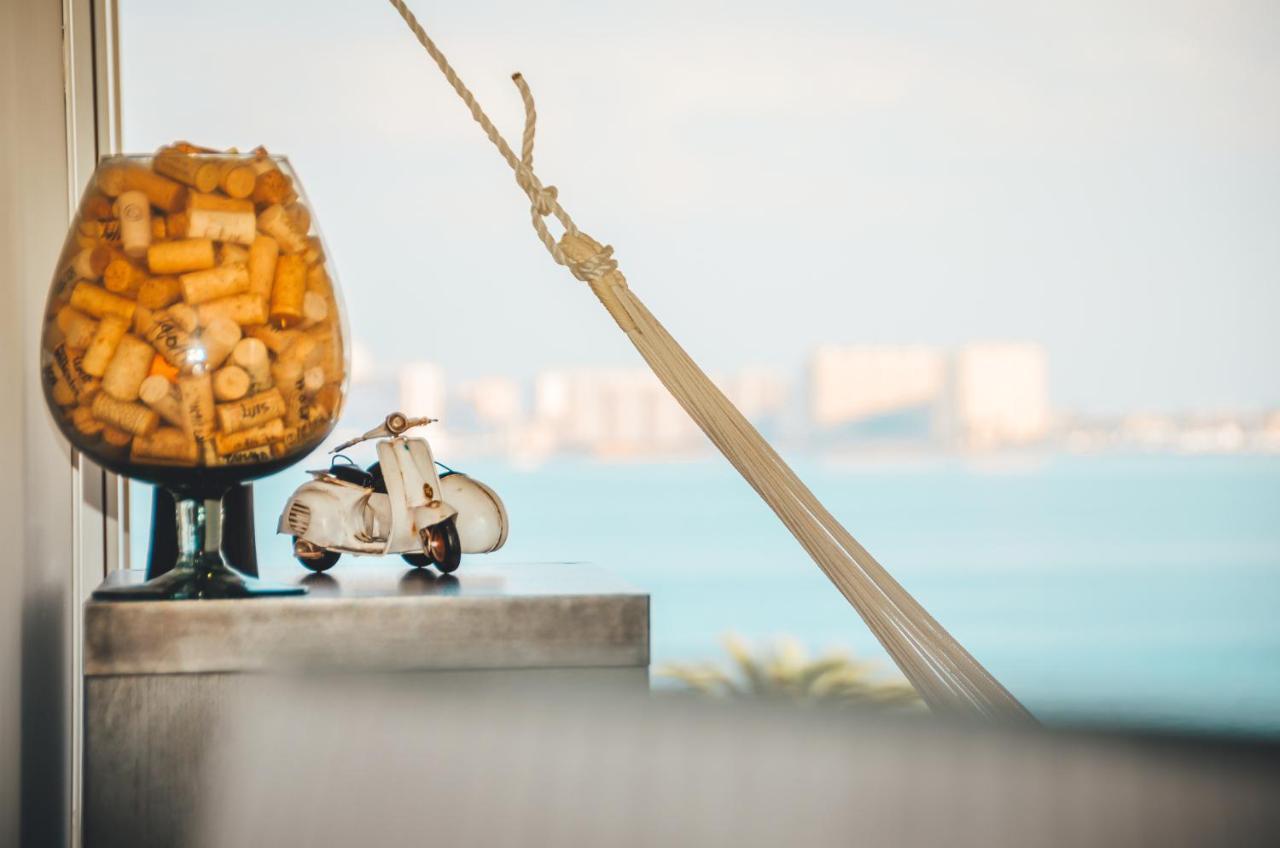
[385,0,1034,722]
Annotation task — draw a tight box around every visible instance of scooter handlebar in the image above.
[329,412,437,453]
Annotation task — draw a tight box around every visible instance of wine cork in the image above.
[304,265,332,298]
[286,399,329,430]
[72,405,105,438]
[257,204,308,253]
[187,192,257,246]
[56,306,98,349]
[216,387,286,434]
[196,294,268,328]
[101,426,133,449]
[114,190,152,259]
[91,393,159,437]
[247,235,279,298]
[303,366,325,394]
[103,259,145,296]
[276,418,327,455]
[218,160,256,199]
[70,282,136,323]
[251,168,294,207]
[248,150,277,174]
[189,191,253,214]
[97,162,187,212]
[78,217,122,243]
[188,207,256,245]
[166,211,190,239]
[95,164,127,196]
[132,427,199,466]
[141,309,197,369]
[300,290,329,327]
[201,317,242,370]
[302,236,324,266]
[181,262,250,305]
[153,149,220,192]
[218,243,250,266]
[51,265,78,300]
[212,365,251,401]
[51,344,93,398]
[167,303,199,333]
[316,382,341,412]
[275,366,336,428]
[214,418,284,456]
[139,374,185,426]
[277,333,322,371]
[230,337,272,392]
[149,353,180,382]
[137,275,183,310]
[285,202,311,235]
[92,244,123,271]
[94,246,125,278]
[245,323,298,354]
[71,246,110,280]
[150,216,168,241]
[102,335,154,401]
[272,360,306,403]
[210,446,274,466]
[82,315,130,377]
[171,141,220,154]
[81,193,114,221]
[147,238,215,274]
[269,254,307,327]
[132,305,154,335]
[178,373,215,443]
[49,371,76,406]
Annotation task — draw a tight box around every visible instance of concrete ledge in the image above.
[85,562,649,676]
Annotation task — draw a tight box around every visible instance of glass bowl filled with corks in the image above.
[41,143,348,599]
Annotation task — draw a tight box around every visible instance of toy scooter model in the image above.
[278,412,508,573]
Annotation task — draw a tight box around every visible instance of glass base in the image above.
[97,492,307,601]
[93,558,306,601]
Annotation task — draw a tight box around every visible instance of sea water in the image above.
[131,452,1280,737]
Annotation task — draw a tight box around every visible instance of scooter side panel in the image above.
[440,474,508,553]
[278,479,386,556]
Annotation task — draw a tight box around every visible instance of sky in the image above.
[118,0,1280,416]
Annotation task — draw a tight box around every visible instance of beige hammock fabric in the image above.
[386,0,1034,722]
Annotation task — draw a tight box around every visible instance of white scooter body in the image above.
[278,436,455,557]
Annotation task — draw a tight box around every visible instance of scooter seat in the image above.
[329,463,375,489]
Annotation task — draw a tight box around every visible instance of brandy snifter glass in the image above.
[40,150,349,599]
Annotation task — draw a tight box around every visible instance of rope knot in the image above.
[533,184,558,216]
[568,244,618,283]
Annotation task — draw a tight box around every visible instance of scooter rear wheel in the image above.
[401,553,432,569]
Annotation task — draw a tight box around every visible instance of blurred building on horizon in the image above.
[314,340,1280,463]
[808,342,1050,451]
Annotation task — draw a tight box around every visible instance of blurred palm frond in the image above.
[657,634,922,711]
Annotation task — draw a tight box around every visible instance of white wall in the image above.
[0,1,81,844]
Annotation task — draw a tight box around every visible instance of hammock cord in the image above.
[385,0,1035,723]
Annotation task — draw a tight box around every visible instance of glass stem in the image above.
[174,496,223,573]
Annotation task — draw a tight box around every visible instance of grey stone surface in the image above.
[84,562,649,847]
[86,562,650,675]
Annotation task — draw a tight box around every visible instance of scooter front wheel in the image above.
[294,537,341,573]
[420,518,462,574]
